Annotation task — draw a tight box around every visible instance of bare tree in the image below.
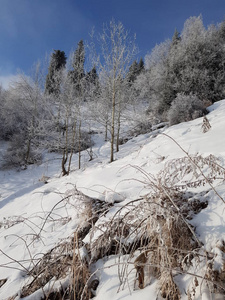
[91,19,138,162]
[1,68,49,167]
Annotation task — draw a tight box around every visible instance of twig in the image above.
[161,133,225,205]
[0,249,30,274]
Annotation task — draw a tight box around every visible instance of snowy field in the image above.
[0,100,225,299]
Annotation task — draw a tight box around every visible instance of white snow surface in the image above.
[0,100,225,299]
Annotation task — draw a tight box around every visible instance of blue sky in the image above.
[0,0,225,88]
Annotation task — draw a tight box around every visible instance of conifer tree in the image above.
[127,60,138,83]
[68,40,85,96]
[171,28,181,46]
[87,65,98,84]
[84,65,100,99]
[45,50,67,95]
[137,57,145,74]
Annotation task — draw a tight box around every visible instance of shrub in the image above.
[167,93,206,126]
[2,134,42,169]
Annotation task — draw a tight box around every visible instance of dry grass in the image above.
[114,190,199,299]
[160,271,180,300]
[110,150,225,298]
[69,233,91,300]
[20,240,73,298]
[17,189,110,299]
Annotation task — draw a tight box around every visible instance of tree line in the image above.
[137,15,225,125]
[0,16,225,173]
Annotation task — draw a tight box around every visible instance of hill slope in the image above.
[0,100,225,299]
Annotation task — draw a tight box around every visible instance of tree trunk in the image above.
[116,99,121,152]
[62,149,68,176]
[105,120,108,141]
[110,78,116,163]
[61,109,69,176]
[78,119,81,169]
[25,138,31,164]
[68,120,77,175]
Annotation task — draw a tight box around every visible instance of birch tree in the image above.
[94,19,137,162]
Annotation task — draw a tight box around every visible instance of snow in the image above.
[0,100,225,299]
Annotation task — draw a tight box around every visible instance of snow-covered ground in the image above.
[0,100,225,299]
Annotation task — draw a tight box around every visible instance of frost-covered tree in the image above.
[171,28,181,46]
[204,22,225,102]
[143,40,172,121]
[178,16,209,97]
[126,58,144,85]
[175,16,225,103]
[0,85,8,140]
[127,60,139,84]
[143,15,225,125]
[45,50,67,95]
[68,40,85,97]
[2,71,50,167]
[167,93,205,126]
[53,45,94,174]
[138,57,145,74]
[87,65,98,84]
[92,19,138,162]
[83,65,100,101]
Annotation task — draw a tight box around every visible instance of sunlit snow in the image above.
[0,100,225,299]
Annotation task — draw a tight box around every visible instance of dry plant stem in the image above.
[161,186,202,247]
[73,232,78,300]
[109,198,144,223]
[80,260,225,300]
[37,195,71,237]
[5,234,36,270]
[0,263,33,272]
[120,164,158,190]
[0,249,30,274]
[161,133,225,205]
[147,263,225,292]
[80,262,129,300]
[119,265,134,295]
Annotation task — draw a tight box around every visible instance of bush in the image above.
[2,134,42,169]
[167,93,206,126]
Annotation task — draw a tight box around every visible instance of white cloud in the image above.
[0,1,92,41]
[0,75,19,89]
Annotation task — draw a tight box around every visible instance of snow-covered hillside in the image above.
[0,100,225,300]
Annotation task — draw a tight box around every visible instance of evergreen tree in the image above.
[45,50,67,95]
[177,15,225,102]
[171,28,181,46]
[218,19,225,41]
[137,57,145,74]
[127,60,138,83]
[87,65,98,84]
[68,40,85,96]
[84,65,100,100]
[163,29,182,107]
